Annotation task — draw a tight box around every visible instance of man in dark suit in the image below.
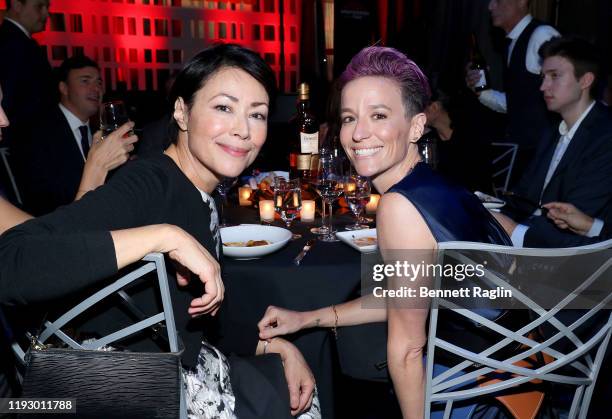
[467,0,560,184]
[13,56,136,215]
[0,0,55,148]
[493,37,612,248]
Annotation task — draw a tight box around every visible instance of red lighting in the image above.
[1,0,300,92]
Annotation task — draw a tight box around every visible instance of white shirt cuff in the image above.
[478,90,507,113]
[510,224,529,248]
[586,218,604,238]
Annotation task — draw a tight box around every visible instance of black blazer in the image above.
[13,105,86,216]
[0,19,56,147]
[503,102,612,248]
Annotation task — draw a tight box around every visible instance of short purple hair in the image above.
[339,46,431,117]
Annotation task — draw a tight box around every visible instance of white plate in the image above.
[474,191,505,209]
[336,229,378,253]
[221,225,292,259]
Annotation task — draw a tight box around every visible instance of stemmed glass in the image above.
[314,152,343,242]
[343,174,371,230]
[216,177,237,228]
[310,148,332,235]
[100,100,130,138]
[274,178,302,239]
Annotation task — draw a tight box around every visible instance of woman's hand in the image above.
[76,122,138,200]
[543,202,594,236]
[164,226,224,317]
[258,305,305,339]
[265,337,315,416]
[112,224,224,317]
[89,122,138,171]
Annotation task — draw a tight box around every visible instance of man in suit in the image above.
[493,37,612,248]
[14,56,137,215]
[467,0,560,184]
[0,0,55,148]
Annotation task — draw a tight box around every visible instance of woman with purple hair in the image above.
[258,46,510,418]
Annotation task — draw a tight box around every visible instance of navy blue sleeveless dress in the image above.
[390,162,513,418]
[388,161,511,246]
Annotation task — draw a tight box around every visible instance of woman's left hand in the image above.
[164,225,225,316]
[265,337,315,416]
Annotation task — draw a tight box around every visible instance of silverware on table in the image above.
[294,239,316,266]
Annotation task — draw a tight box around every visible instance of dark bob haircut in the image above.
[167,43,277,144]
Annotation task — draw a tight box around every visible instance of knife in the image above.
[294,239,316,266]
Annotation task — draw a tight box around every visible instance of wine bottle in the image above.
[289,83,319,180]
[469,34,490,92]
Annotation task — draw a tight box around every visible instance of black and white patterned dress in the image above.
[183,189,321,419]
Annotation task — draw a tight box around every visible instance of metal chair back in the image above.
[491,142,518,196]
[424,241,612,419]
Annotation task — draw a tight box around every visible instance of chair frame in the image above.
[424,240,612,419]
[491,142,518,196]
[10,253,186,418]
[0,147,22,204]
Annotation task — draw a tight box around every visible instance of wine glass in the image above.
[343,175,371,230]
[100,100,130,138]
[314,152,343,242]
[274,178,302,231]
[310,148,332,235]
[216,177,237,228]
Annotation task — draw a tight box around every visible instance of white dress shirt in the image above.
[479,15,560,113]
[58,103,91,161]
[511,101,596,247]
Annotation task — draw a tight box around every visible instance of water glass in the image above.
[343,175,371,230]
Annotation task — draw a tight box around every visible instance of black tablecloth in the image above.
[216,206,367,418]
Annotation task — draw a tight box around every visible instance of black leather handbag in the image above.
[21,345,183,419]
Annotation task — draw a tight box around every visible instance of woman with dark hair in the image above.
[424,81,494,193]
[257,46,510,418]
[0,44,317,418]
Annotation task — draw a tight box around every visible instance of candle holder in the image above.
[259,200,275,223]
[300,200,316,222]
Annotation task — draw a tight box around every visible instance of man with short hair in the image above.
[467,0,560,182]
[492,37,612,248]
[13,56,137,215]
[0,0,55,147]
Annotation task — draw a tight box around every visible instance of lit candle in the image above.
[365,194,380,214]
[346,182,356,193]
[300,200,315,222]
[259,200,275,222]
[238,186,252,206]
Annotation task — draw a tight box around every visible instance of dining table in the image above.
[215,205,386,419]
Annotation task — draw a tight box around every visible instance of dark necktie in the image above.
[79,125,90,158]
[504,37,513,65]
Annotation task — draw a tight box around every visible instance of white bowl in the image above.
[336,228,378,253]
[221,224,292,259]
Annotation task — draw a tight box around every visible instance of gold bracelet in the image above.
[331,305,338,339]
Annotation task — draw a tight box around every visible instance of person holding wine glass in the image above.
[257,46,511,418]
[11,55,137,216]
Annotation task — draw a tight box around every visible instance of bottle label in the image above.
[300,132,319,154]
[297,154,311,170]
[475,69,487,89]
